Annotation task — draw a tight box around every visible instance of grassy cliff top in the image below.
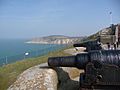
[0,48,70,90]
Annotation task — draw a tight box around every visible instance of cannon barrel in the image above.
[48,53,88,69]
[48,50,120,69]
[73,40,102,51]
[73,43,86,47]
[73,40,99,47]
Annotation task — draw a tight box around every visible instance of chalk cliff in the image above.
[26,35,84,44]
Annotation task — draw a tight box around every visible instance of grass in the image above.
[0,48,70,90]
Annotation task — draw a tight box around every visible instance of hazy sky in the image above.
[0,0,120,39]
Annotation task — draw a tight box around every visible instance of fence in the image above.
[0,45,67,66]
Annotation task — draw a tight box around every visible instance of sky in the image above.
[0,0,120,39]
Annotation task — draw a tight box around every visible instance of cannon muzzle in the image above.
[48,56,76,67]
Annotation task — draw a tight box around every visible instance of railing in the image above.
[0,45,67,66]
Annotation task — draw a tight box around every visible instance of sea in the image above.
[0,39,65,66]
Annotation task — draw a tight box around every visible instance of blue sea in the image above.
[0,39,65,66]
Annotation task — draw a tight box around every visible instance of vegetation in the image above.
[0,48,70,90]
[84,32,99,41]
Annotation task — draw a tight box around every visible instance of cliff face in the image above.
[26,35,83,44]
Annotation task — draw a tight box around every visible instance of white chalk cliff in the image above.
[26,35,83,44]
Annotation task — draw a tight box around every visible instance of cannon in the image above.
[48,50,120,90]
[73,40,102,51]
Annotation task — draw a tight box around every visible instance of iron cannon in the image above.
[48,50,120,90]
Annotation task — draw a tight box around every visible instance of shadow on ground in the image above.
[54,68,79,90]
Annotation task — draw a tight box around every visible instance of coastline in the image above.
[0,40,65,66]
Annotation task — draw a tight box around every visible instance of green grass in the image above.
[0,48,70,90]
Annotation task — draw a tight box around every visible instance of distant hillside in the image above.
[26,35,85,44]
[27,24,120,44]
[84,24,119,41]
